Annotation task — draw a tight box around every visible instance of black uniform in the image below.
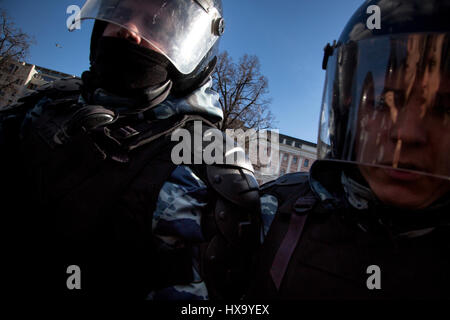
[248,162,450,299]
[1,74,259,301]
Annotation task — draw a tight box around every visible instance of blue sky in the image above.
[3,0,364,143]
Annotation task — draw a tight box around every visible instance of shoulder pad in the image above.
[182,117,259,208]
[206,128,254,172]
[206,165,260,209]
[185,120,254,173]
[36,77,82,94]
[260,171,310,191]
[0,78,82,115]
[17,77,82,105]
[261,172,316,216]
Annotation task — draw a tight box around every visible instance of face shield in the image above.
[70,0,224,75]
[319,33,450,182]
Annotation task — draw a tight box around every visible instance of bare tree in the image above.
[212,51,274,131]
[0,9,34,90]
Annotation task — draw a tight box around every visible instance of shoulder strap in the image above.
[260,172,318,291]
[270,190,317,290]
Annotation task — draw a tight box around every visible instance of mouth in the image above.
[379,162,425,181]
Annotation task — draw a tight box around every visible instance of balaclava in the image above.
[81,21,172,108]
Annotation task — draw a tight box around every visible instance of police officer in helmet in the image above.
[1,0,260,300]
[249,0,450,299]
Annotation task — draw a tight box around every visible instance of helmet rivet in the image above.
[214,18,225,36]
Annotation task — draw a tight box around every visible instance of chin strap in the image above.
[341,171,378,210]
[342,171,450,238]
[170,56,217,98]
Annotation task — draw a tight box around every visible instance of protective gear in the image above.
[319,0,450,181]
[88,37,170,94]
[246,0,450,302]
[248,0,450,300]
[1,77,260,300]
[248,166,450,299]
[71,0,224,96]
[198,132,261,299]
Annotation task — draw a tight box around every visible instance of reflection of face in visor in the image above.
[354,34,450,209]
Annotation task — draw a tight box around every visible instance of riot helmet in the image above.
[318,0,450,208]
[70,0,225,96]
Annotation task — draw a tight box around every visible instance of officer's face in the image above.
[103,22,154,49]
[356,34,450,209]
[101,0,166,52]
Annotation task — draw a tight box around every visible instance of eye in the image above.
[428,59,437,72]
[432,92,450,116]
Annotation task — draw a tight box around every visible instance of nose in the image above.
[104,22,142,45]
[118,23,142,44]
[389,95,427,147]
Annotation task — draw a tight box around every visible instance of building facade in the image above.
[0,59,75,108]
[253,132,317,185]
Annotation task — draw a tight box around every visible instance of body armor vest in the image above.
[0,78,260,300]
[248,172,450,300]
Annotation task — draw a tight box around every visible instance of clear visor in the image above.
[70,0,222,74]
[319,33,450,181]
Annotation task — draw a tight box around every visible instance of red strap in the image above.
[270,213,308,290]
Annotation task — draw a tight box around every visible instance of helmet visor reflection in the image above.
[71,0,222,74]
[319,33,450,181]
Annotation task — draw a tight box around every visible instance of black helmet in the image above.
[70,0,225,96]
[318,0,450,182]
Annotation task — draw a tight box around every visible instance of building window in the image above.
[280,169,286,175]
[283,154,288,161]
[303,159,309,167]
[293,156,297,164]
[27,83,37,90]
